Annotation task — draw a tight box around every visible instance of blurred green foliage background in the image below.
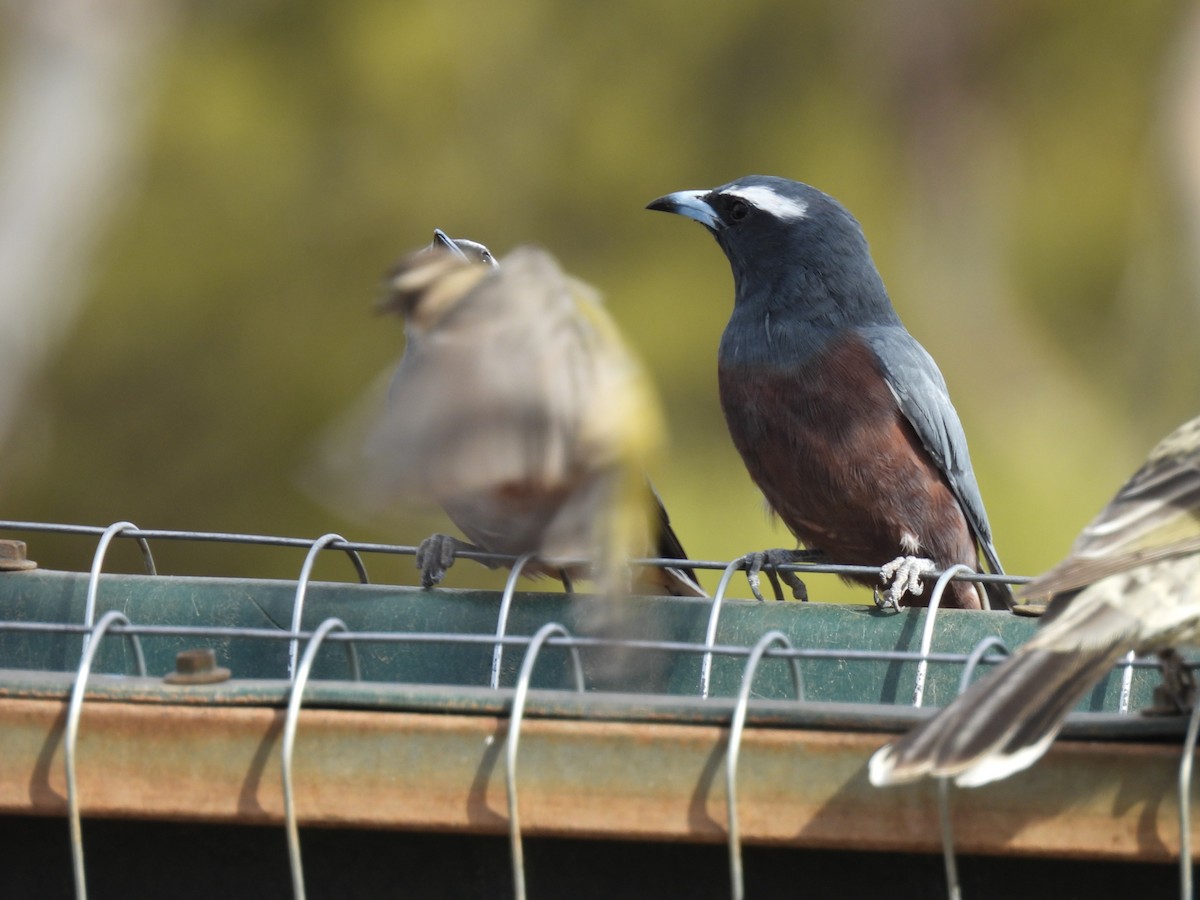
[2,0,1198,599]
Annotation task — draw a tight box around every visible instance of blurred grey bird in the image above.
[869,415,1200,788]
[371,235,704,598]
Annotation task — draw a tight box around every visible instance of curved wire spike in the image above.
[65,609,147,900]
[490,552,538,689]
[1118,650,1137,714]
[86,521,157,579]
[937,778,964,900]
[928,633,1009,900]
[81,521,153,655]
[700,556,748,699]
[288,534,368,679]
[1178,685,1200,900]
[726,630,805,900]
[924,563,973,613]
[506,622,586,900]
[131,534,157,577]
[912,564,973,708]
[958,636,1010,695]
[281,617,361,900]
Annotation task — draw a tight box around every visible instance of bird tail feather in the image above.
[977,540,1014,610]
[869,634,1129,787]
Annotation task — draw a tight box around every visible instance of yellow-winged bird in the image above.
[373,239,704,598]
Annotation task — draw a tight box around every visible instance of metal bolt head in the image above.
[164,647,231,685]
[0,540,36,572]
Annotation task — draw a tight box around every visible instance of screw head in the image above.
[0,540,36,572]
[164,648,231,685]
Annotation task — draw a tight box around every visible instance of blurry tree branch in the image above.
[0,0,175,449]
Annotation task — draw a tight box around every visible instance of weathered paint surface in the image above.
[2,696,1194,861]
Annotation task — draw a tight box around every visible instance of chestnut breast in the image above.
[718,333,980,587]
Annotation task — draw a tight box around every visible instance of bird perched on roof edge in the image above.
[869,414,1200,787]
[371,235,704,599]
[647,175,1009,610]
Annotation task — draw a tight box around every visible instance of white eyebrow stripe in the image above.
[725,184,809,221]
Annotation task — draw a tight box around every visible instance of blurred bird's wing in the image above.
[557,269,669,572]
[862,327,1004,576]
[1022,416,1200,601]
[870,415,1200,788]
[299,365,409,524]
[870,549,1200,788]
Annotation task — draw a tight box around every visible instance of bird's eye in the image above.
[727,199,751,222]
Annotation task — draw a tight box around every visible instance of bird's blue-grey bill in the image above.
[646,191,721,230]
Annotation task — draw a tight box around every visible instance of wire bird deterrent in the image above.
[0,519,1195,900]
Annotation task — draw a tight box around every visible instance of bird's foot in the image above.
[415,533,475,588]
[742,549,819,602]
[1145,648,1198,716]
[877,556,937,609]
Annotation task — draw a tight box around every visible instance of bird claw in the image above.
[872,587,892,610]
[780,568,809,602]
[415,533,472,588]
[743,552,772,602]
[878,556,937,608]
[743,549,811,602]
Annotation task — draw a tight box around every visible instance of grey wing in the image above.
[862,326,1004,576]
[299,364,406,523]
[368,248,592,503]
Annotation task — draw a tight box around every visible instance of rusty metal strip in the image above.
[1,695,1195,862]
